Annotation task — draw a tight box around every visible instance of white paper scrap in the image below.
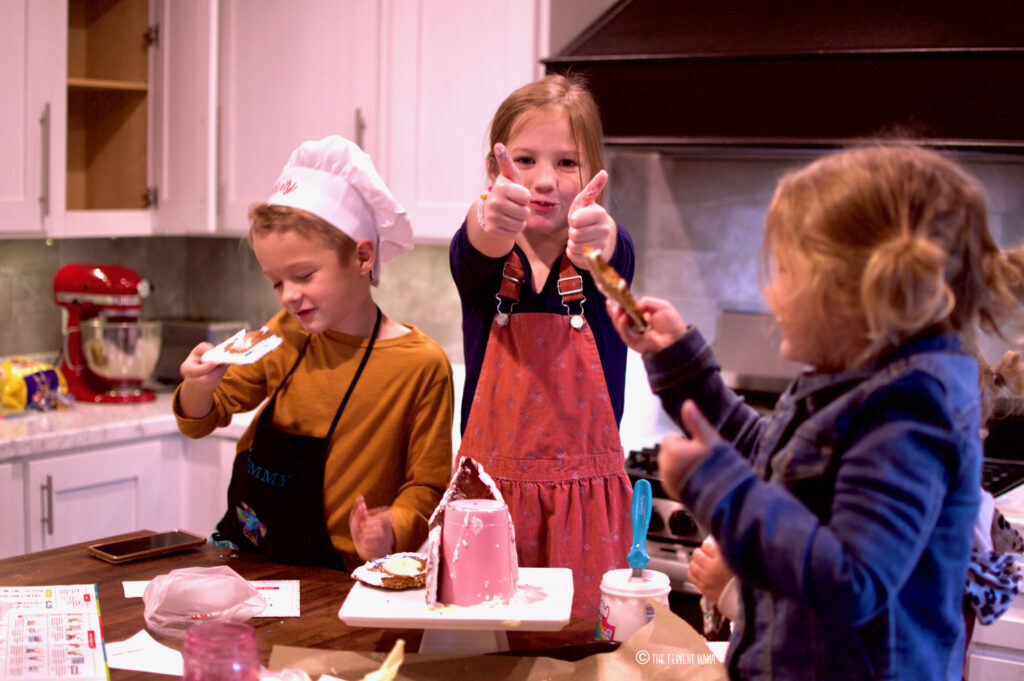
[104,629,183,675]
[252,581,301,616]
[123,579,301,617]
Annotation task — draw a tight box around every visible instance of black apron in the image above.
[213,308,381,570]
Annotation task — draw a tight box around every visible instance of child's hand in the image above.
[688,536,734,604]
[658,400,720,501]
[566,170,616,268]
[607,296,689,354]
[180,343,228,386]
[478,143,531,241]
[177,343,229,418]
[350,495,395,562]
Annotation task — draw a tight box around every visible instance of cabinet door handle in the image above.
[39,103,51,218]
[355,107,366,149]
[41,474,54,536]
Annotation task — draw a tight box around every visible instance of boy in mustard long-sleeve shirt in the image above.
[175,135,453,570]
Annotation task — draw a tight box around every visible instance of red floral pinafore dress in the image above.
[458,252,632,618]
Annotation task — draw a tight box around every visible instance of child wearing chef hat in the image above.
[175,135,453,571]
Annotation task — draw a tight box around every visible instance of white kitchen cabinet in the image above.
[0,0,218,238]
[144,0,220,236]
[22,436,184,553]
[6,0,589,239]
[0,0,65,235]
[0,463,26,560]
[59,0,218,237]
[966,594,1024,680]
[217,0,549,241]
[182,434,237,537]
[216,0,380,234]
[377,0,545,244]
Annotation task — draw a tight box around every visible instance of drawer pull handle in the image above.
[41,475,54,536]
[39,103,51,218]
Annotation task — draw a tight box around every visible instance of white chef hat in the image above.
[267,135,413,286]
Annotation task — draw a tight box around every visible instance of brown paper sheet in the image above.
[269,600,727,681]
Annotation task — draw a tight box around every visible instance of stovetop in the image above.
[625,445,705,546]
[982,458,1024,497]
[982,415,1024,496]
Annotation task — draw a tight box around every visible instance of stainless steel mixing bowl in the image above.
[80,319,163,388]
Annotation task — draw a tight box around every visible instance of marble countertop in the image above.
[0,392,257,461]
[0,393,179,461]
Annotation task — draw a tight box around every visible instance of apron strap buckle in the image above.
[557,263,586,330]
[495,255,524,327]
[556,274,583,298]
[499,260,525,300]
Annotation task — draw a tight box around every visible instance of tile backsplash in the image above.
[0,237,463,365]
[2,146,1022,371]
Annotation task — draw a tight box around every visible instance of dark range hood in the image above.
[543,0,1024,151]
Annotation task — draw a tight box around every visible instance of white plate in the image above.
[338,567,573,631]
[351,552,427,589]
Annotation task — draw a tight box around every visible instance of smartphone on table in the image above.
[87,530,207,564]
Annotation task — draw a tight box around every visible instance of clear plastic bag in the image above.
[142,565,267,638]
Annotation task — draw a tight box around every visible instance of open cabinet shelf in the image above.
[66,0,150,211]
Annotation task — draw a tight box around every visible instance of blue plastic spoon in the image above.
[628,478,653,581]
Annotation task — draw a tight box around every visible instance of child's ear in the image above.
[354,238,376,277]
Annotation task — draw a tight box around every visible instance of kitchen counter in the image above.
[0,393,179,461]
[0,531,604,681]
[0,392,257,462]
[0,361,656,464]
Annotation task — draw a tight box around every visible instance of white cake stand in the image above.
[338,567,574,654]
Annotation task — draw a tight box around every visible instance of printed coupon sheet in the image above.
[0,585,107,681]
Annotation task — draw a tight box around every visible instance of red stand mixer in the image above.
[53,264,162,403]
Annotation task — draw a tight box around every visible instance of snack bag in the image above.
[0,357,72,411]
[142,565,267,638]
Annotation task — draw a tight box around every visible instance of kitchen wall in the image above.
[2,147,1023,369]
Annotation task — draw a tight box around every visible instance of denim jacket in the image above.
[645,329,981,681]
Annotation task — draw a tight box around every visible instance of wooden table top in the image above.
[0,532,601,681]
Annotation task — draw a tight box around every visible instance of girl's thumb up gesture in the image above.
[658,400,722,502]
[478,143,531,241]
[566,170,617,269]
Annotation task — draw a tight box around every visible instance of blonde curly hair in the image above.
[762,144,1024,421]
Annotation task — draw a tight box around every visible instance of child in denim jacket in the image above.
[609,145,1024,680]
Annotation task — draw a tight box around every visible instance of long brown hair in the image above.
[485,73,606,202]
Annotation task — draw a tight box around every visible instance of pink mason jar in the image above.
[183,621,259,681]
[439,498,516,606]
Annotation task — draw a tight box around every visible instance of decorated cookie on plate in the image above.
[353,552,428,590]
[201,327,283,365]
